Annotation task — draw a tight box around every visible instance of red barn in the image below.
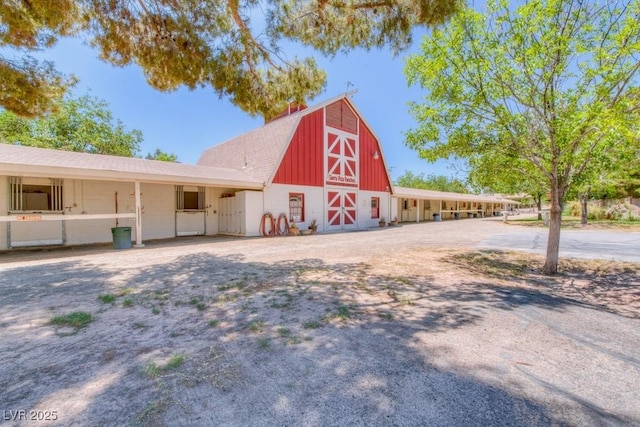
[198,94,394,234]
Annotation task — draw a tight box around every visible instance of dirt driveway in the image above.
[1,218,639,426]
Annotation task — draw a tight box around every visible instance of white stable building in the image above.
[0,95,518,250]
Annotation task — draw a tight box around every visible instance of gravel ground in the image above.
[0,217,638,426]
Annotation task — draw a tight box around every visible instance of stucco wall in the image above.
[264,184,324,231]
[357,191,390,228]
[64,180,136,245]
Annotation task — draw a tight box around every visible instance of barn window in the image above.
[402,199,409,210]
[9,177,63,212]
[424,201,431,209]
[289,193,305,222]
[176,185,205,211]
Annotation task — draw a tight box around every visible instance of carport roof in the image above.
[392,186,520,204]
[0,144,263,188]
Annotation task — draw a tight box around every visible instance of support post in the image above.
[134,181,144,248]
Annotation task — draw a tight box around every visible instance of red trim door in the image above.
[371,197,380,219]
[326,190,357,230]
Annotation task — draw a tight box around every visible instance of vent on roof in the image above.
[265,103,307,123]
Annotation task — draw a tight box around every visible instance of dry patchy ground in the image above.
[1,221,639,426]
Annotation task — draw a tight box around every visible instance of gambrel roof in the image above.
[198,113,299,184]
[198,93,394,189]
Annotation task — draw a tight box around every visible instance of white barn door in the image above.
[326,190,357,231]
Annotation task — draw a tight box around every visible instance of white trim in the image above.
[0,213,135,222]
[10,239,64,247]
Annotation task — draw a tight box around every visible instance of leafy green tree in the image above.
[0,94,142,156]
[404,0,640,274]
[467,151,547,219]
[0,0,461,119]
[146,149,178,162]
[395,170,469,193]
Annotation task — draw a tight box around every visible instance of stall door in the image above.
[175,186,205,236]
[326,190,357,231]
[10,219,64,247]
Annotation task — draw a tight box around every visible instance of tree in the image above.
[146,149,178,162]
[396,170,470,193]
[0,0,462,119]
[0,94,143,156]
[404,0,640,274]
[467,152,548,219]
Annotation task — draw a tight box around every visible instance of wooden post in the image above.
[134,181,144,247]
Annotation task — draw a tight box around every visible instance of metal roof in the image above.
[0,144,263,188]
[392,186,520,204]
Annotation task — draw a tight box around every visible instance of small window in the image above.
[289,193,304,222]
[176,185,205,210]
[424,201,431,209]
[10,177,63,212]
[402,199,409,210]
[371,197,380,219]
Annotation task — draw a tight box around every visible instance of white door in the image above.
[218,196,239,234]
[176,212,205,236]
[10,219,64,247]
[326,190,357,231]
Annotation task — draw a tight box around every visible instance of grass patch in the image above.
[144,354,184,378]
[144,361,162,378]
[302,320,322,329]
[336,305,351,320]
[135,398,169,426]
[165,355,184,370]
[50,312,93,329]
[257,337,270,349]
[277,327,291,337]
[151,306,160,315]
[249,320,265,333]
[122,298,134,308]
[98,294,116,304]
[208,319,220,328]
[196,302,206,311]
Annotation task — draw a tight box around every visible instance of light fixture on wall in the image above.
[373,150,380,160]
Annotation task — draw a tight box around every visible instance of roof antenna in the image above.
[345,81,358,98]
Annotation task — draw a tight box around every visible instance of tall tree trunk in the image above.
[579,186,590,226]
[536,194,543,220]
[543,183,562,275]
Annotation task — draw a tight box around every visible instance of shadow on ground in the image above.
[0,250,637,426]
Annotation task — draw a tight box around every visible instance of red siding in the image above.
[272,110,324,186]
[359,122,392,192]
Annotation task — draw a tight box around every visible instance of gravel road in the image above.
[0,217,638,426]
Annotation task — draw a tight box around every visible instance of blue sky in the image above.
[36,31,461,181]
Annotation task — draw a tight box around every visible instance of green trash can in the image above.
[111,227,132,249]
